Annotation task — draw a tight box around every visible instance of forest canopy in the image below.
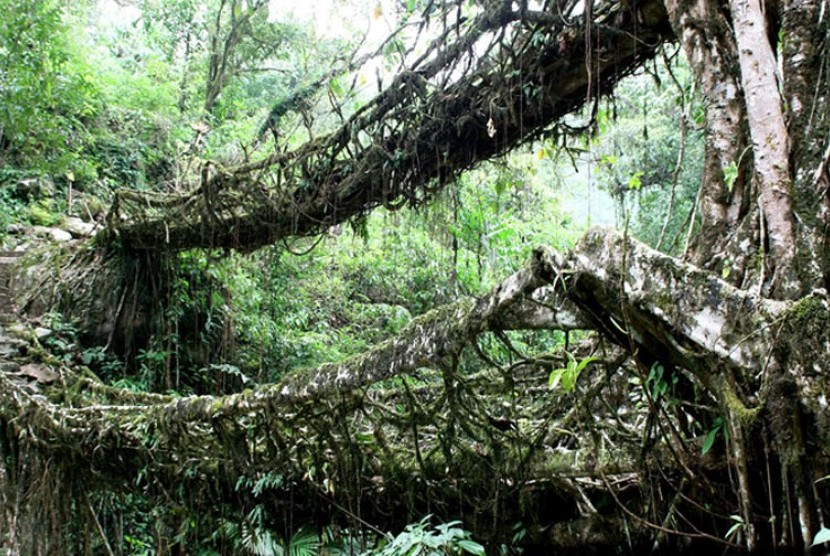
[0,0,829,554]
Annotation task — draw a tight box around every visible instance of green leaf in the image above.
[329,78,343,97]
[289,528,320,556]
[457,540,486,555]
[812,527,830,546]
[724,161,738,193]
[561,364,578,392]
[702,427,719,455]
[725,515,744,540]
[574,356,599,373]
[354,432,376,445]
[648,362,663,382]
[548,368,565,389]
[549,354,596,392]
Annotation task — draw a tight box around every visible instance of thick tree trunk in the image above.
[728,0,801,298]
[782,0,828,197]
[780,0,830,288]
[558,229,830,550]
[665,0,825,296]
[663,0,751,269]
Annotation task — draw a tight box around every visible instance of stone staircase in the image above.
[0,250,23,323]
[0,250,41,391]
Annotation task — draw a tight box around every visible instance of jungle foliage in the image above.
[2,0,828,554]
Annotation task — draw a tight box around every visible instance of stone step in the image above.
[0,251,24,266]
[0,361,20,374]
[0,250,23,326]
[0,251,21,294]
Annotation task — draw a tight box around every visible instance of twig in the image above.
[656,48,691,252]
[599,470,740,546]
[83,491,115,556]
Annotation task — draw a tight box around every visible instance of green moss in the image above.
[785,295,827,327]
[653,289,677,316]
[579,228,608,253]
[781,294,830,359]
[28,200,60,226]
[722,381,760,427]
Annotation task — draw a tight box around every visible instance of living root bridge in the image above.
[2,228,829,552]
[106,0,673,253]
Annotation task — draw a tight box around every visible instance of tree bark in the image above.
[663,0,750,268]
[728,0,801,298]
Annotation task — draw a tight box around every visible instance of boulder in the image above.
[16,363,58,384]
[62,217,97,238]
[31,226,73,242]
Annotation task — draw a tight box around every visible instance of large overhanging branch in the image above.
[554,227,792,374]
[547,228,830,441]
[106,0,673,252]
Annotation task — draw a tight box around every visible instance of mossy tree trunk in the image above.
[661,0,830,548]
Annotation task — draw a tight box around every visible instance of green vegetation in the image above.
[367,517,485,556]
[588,56,704,252]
